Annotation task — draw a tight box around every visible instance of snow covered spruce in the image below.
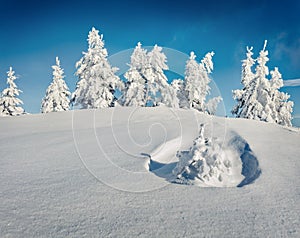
[172,124,235,187]
[0,67,25,116]
[71,27,123,109]
[232,40,294,126]
[123,42,177,107]
[184,51,222,114]
[41,57,70,113]
[123,42,148,107]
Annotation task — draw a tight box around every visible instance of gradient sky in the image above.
[0,0,299,125]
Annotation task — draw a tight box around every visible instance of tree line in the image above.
[0,27,294,127]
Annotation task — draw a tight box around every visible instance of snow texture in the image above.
[0,107,299,237]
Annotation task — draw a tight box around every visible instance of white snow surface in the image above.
[0,107,299,237]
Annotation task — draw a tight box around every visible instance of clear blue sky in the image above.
[0,0,299,125]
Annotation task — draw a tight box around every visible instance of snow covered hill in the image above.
[1,107,299,237]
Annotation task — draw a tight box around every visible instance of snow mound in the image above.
[147,127,260,187]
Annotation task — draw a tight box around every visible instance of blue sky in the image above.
[0,0,299,125]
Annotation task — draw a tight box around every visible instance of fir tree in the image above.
[184,51,215,112]
[184,51,199,109]
[0,67,24,116]
[71,27,123,109]
[147,45,173,107]
[232,41,294,126]
[171,79,189,108]
[232,46,256,116]
[41,57,70,113]
[232,42,270,121]
[123,42,148,106]
[254,40,273,122]
[269,67,293,126]
[123,44,174,107]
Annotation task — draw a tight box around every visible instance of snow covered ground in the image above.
[1,107,299,237]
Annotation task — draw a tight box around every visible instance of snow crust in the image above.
[0,107,299,237]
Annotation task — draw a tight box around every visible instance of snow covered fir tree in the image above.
[269,67,294,126]
[123,42,148,107]
[123,43,176,107]
[0,67,25,116]
[232,41,294,127]
[41,57,70,113]
[71,27,123,109]
[146,45,176,107]
[184,51,214,111]
[170,51,222,114]
[171,79,188,108]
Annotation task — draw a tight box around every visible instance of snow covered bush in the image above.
[0,67,25,116]
[71,27,123,109]
[41,57,70,113]
[232,41,294,126]
[173,124,232,186]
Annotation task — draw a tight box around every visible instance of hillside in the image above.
[1,107,299,237]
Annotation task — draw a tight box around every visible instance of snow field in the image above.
[1,107,299,237]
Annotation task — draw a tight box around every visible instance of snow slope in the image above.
[0,107,299,237]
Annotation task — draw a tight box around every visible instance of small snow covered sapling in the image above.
[173,124,231,184]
